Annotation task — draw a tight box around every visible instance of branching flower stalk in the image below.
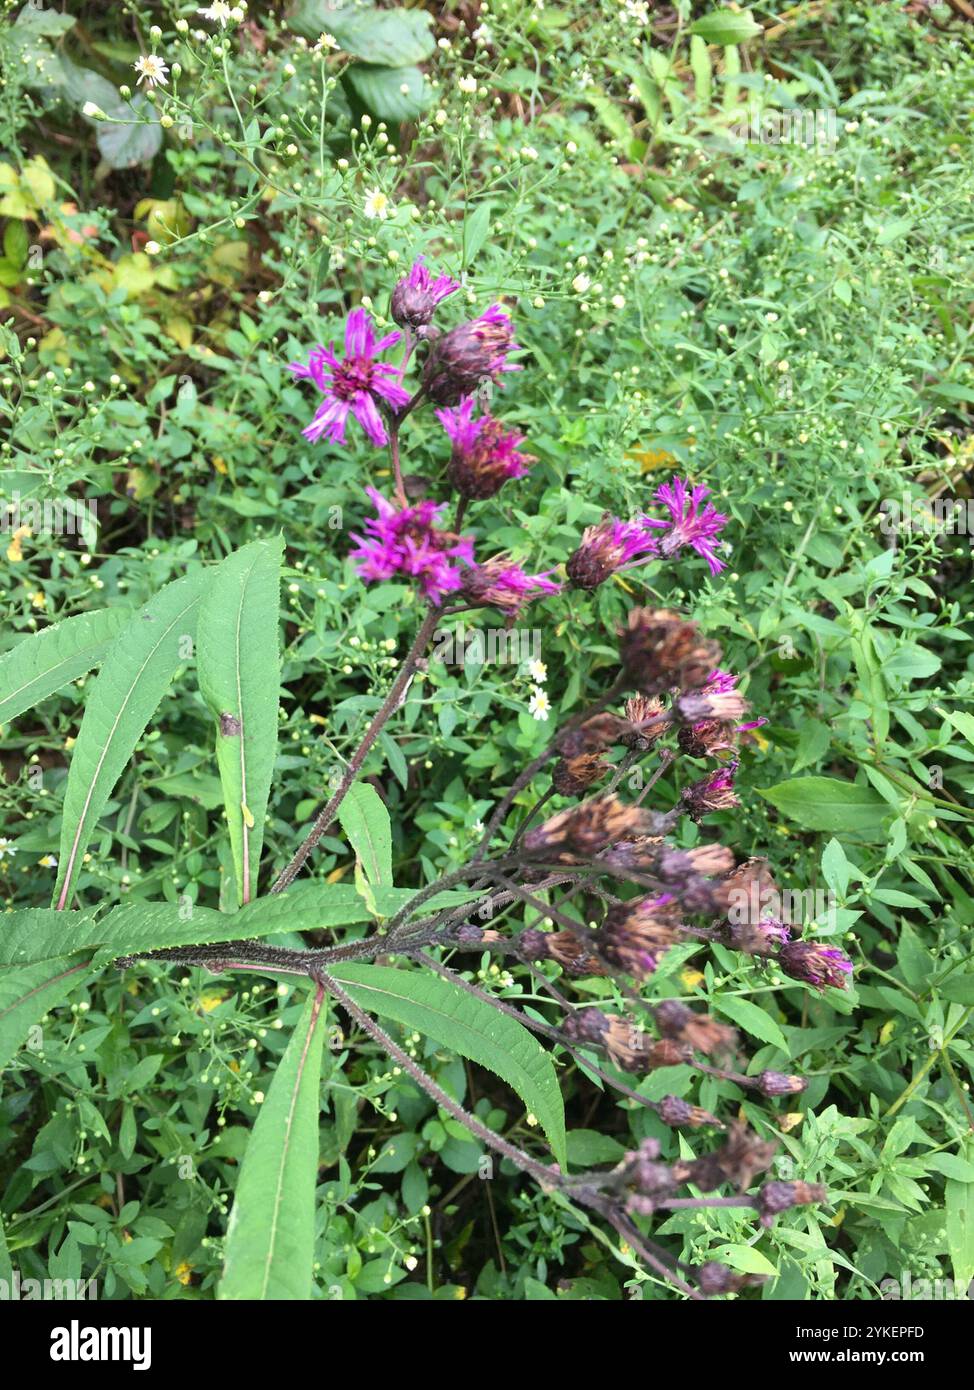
[130,264,852,1296]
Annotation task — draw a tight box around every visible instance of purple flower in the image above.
[423,305,521,406]
[437,397,536,499]
[349,487,474,603]
[726,915,791,956]
[779,941,854,991]
[677,667,767,756]
[288,308,411,448]
[566,517,660,590]
[643,477,729,575]
[461,556,561,615]
[681,760,740,821]
[391,256,461,329]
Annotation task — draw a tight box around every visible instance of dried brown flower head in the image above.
[621,694,671,749]
[653,998,738,1058]
[552,751,611,797]
[658,1095,721,1129]
[521,794,653,861]
[557,713,630,757]
[599,895,684,980]
[619,607,722,695]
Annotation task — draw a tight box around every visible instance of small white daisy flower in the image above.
[572,273,591,295]
[363,188,392,220]
[0,838,18,861]
[197,1,234,25]
[528,658,547,683]
[528,687,551,721]
[317,32,340,51]
[458,75,478,94]
[38,855,58,868]
[133,54,169,89]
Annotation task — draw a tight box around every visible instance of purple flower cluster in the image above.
[287,262,735,618]
[349,487,474,603]
[288,261,558,610]
[390,255,461,330]
[461,557,561,616]
[643,477,728,576]
[566,477,729,590]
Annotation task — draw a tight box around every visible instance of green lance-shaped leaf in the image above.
[196,537,283,906]
[947,1173,974,1292]
[338,782,393,888]
[758,776,889,835]
[219,986,326,1300]
[332,963,567,1168]
[54,574,206,909]
[0,886,481,970]
[0,1210,12,1285]
[0,956,96,1071]
[0,607,130,726]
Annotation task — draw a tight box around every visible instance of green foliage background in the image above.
[1,0,973,1300]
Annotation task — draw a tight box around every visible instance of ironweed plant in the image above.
[3,264,851,1299]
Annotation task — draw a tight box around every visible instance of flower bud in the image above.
[422,305,520,405]
[390,256,460,329]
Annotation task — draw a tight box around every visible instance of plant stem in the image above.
[271,604,444,893]
[317,969,557,1184]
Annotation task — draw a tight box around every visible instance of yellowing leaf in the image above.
[0,190,34,220]
[627,445,676,472]
[21,157,57,207]
[206,240,250,283]
[111,253,156,297]
[38,327,70,365]
[163,315,193,350]
[135,197,192,244]
[6,524,30,563]
[879,1018,897,1045]
[125,467,159,502]
[779,1112,804,1132]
